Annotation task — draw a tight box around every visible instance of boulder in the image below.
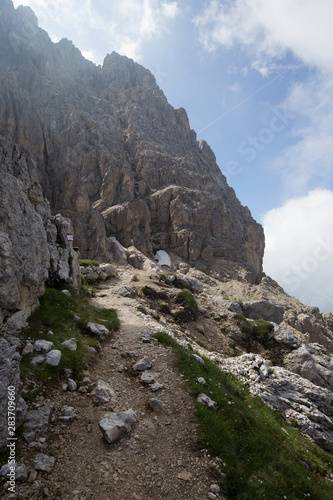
[241,300,284,324]
[99,410,137,444]
[176,273,203,293]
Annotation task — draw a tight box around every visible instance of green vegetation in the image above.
[236,313,274,349]
[174,289,199,323]
[154,331,333,500]
[21,287,119,385]
[78,259,100,267]
[142,285,168,301]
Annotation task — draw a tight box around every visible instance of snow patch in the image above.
[109,237,127,259]
[154,250,171,267]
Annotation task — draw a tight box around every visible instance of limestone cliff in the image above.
[0,0,264,281]
[0,135,80,331]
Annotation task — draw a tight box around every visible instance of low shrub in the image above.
[174,289,199,321]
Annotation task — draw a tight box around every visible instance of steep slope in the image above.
[0,0,264,281]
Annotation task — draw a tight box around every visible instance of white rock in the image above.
[33,339,53,353]
[90,379,116,405]
[86,322,110,340]
[61,338,78,351]
[133,357,152,372]
[192,354,205,365]
[45,349,61,366]
[67,378,77,392]
[197,393,217,409]
[99,410,137,444]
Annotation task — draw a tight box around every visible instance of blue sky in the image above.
[12,0,333,313]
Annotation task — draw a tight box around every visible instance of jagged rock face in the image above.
[0,0,264,279]
[0,136,80,331]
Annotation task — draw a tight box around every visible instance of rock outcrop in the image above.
[0,136,80,332]
[0,0,264,281]
[0,135,80,450]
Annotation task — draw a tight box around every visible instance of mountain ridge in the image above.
[0,0,264,281]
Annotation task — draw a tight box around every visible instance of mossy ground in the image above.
[20,287,119,387]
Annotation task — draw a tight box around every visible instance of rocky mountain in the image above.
[0,0,264,282]
[1,2,333,497]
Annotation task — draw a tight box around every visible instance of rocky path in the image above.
[14,269,220,499]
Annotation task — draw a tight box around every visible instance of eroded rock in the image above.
[99,410,137,444]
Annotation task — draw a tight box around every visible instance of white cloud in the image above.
[194,0,333,72]
[195,0,333,199]
[263,190,333,312]
[271,75,333,195]
[162,1,180,19]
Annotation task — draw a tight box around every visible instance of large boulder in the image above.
[241,300,284,324]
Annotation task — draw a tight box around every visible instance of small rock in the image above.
[59,405,76,422]
[63,368,73,379]
[132,357,152,372]
[82,376,91,383]
[45,349,62,367]
[23,342,34,355]
[140,371,160,385]
[23,405,53,443]
[33,339,53,353]
[86,322,110,341]
[197,393,217,409]
[28,469,38,482]
[67,378,77,392]
[150,382,165,392]
[207,493,217,500]
[61,289,71,297]
[47,330,54,336]
[192,354,205,365]
[177,471,192,481]
[31,355,45,366]
[99,410,137,444]
[198,377,206,384]
[0,463,28,482]
[78,386,88,393]
[210,484,221,494]
[178,263,189,274]
[61,338,78,351]
[33,453,55,473]
[90,379,116,405]
[149,398,164,412]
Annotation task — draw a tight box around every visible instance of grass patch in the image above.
[20,287,119,383]
[78,259,100,267]
[236,314,274,349]
[154,331,333,500]
[174,289,199,322]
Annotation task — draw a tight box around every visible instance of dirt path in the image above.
[14,268,219,499]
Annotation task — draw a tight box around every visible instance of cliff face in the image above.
[0,135,81,331]
[0,0,264,280]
